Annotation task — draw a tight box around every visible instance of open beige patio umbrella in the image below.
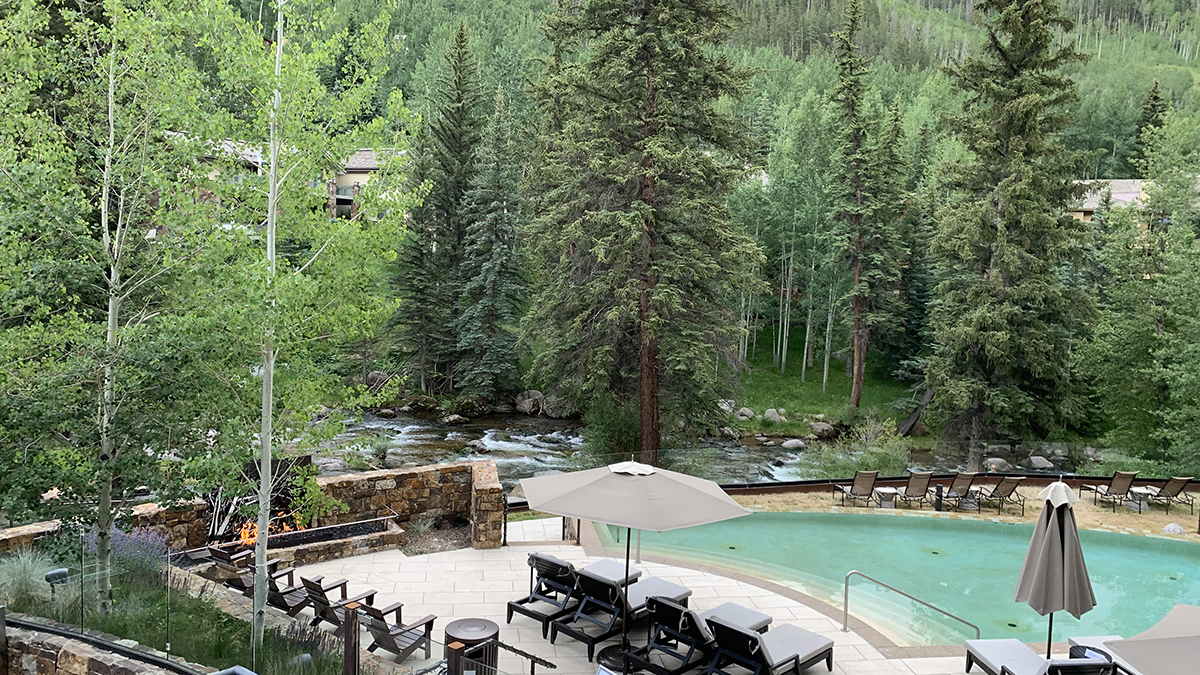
[1106,604,1200,675]
[1014,481,1096,658]
[520,461,751,670]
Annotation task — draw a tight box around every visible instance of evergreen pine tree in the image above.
[925,0,1091,468]
[1133,81,1170,176]
[390,140,452,394]
[453,91,524,401]
[525,0,762,466]
[830,0,906,407]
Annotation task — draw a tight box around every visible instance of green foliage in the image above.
[287,465,348,528]
[1134,81,1172,173]
[577,399,642,467]
[926,0,1093,450]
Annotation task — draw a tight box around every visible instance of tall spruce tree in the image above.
[1134,81,1170,176]
[830,0,906,408]
[525,0,761,466]
[390,141,451,394]
[453,91,524,400]
[925,0,1091,468]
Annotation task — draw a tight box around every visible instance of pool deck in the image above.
[291,518,1013,675]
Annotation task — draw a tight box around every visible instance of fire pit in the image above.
[216,514,404,567]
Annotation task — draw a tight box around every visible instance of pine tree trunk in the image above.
[638,42,660,467]
[850,239,866,407]
[823,286,835,393]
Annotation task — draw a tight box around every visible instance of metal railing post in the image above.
[1,605,8,675]
[343,602,360,675]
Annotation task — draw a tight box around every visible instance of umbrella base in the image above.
[597,645,642,673]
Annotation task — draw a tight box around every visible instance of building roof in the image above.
[1075,179,1143,211]
[344,149,380,172]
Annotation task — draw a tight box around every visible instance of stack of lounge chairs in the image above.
[965,638,1114,675]
[508,552,835,673]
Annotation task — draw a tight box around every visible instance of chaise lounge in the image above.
[974,476,1027,516]
[965,639,1114,675]
[1145,476,1195,515]
[627,597,772,675]
[703,616,834,675]
[1079,471,1138,512]
[550,569,692,661]
[834,471,879,508]
[506,553,641,638]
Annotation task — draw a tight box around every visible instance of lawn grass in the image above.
[737,327,914,434]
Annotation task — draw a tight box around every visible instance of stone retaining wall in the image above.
[3,618,212,675]
[267,521,405,567]
[0,460,504,556]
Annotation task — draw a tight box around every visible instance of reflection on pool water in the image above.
[602,512,1200,646]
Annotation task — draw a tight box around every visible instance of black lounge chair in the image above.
[301,575,399,637]
[892,471,935,509]
[361,603,436,664]
[702,616,833,675]
[975,476,1027,516]
[628,598,772,675]
[965,638,1113,675]
[834,471,879,508]
[506,553,641,638]
[1146,476,1195,515]
[1080,471,1138,512]
[550,570,692,661]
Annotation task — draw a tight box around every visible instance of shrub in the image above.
[409,512,437,535]
[0,547,54,609]
[796,414,911,479]
[86,527,168,576]
[576,398,640,468]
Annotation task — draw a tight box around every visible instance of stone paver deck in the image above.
[287,519,980,675]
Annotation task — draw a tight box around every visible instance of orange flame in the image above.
[235,513,305,548]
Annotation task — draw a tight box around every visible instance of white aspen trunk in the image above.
[96,43,123,617]
[780,255,793,375]
[774,255,785,368]
[822,285,835,393]
[252,3,285,652]
[801,304,814,382]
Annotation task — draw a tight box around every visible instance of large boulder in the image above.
[375,408,396,419]
[1023,455,1055,470]
[810,422,837,440]
[781,438,806,449]
[1162,523,1186,535]
[515,390,544,415]
[984,457,1013,472]
[365,370,390,390]
[736,407,755,420]
[718,399,736,414]
[719,426,739,440]
[764,408,787,423]
[440,414,469,425]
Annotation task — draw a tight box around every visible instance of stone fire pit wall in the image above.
[313,460,504,549]
[0,459,505,553]
[312,456,504,547]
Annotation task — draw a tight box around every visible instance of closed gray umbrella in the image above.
[1106,604,1200,675]
[1014,482,1096,657]
[520,461,751,672]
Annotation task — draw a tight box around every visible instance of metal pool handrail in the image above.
[842,570,981,639]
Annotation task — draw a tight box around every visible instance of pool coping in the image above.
[574,514,1080,660]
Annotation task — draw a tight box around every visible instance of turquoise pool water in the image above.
[602,512,1200,646]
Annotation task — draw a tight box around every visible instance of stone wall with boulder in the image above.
[3,616,213,675]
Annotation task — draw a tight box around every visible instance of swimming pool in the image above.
[600,512,1200,646]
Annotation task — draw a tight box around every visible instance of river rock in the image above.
[488,403,515,414]
[764,440,776,446]
[1024,455,1055,470]
[810,422,837,440]
[781,438,806,449]
[718,399,736,414]
[778,408,786,416]
[366,370,390,390]
[375,408,396,419]
[1162,523,1186,535]
[515,390,544,415]
[398,405,412,413]
[542,395,567,419]
[720,426,739,440]
[314,456,350,473]
[440,414,469,425]
[736,407,755,420]
[984,457,1013,472]
[466,440,489,452]
[764,409,786,423]
[1084,446,1102,462]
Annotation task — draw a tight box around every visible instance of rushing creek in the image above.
[317,412,815,489]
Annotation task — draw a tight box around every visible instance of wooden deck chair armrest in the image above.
[270,567,296,584]
[320,577,350,596]
[398,614,437,635]
[376,601,404,623]
[336,590,377,607]
[228,549,253,563]
[265,557,284,572]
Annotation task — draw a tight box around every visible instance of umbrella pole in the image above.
[623,527,632,675]
[1046,612,1053,659]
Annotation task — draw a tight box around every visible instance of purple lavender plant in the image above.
[86,526,169,575]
